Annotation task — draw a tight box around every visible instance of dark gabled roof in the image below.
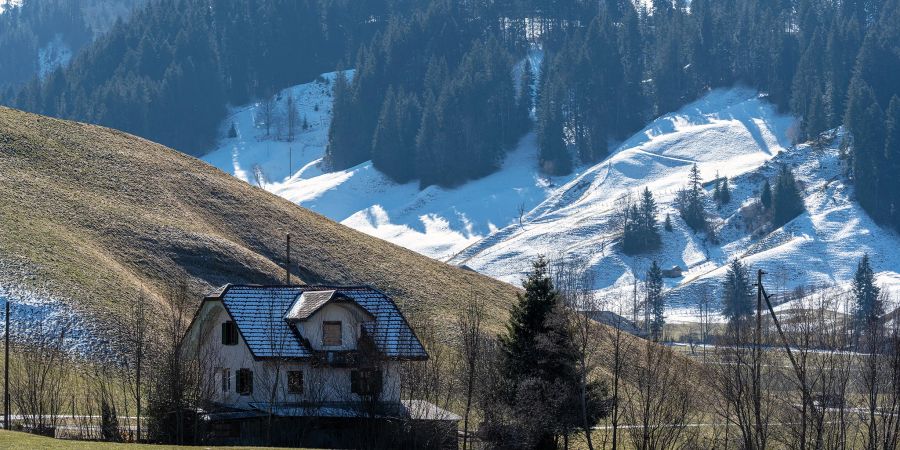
[211,284,427,360]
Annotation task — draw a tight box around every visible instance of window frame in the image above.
[221,368,231,393]
[287,370,304,395]
[322,321,342,347]
[221,320,239,346]
[236,368,253,396]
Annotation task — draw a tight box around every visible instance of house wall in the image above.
[295,302,373,352]
[193,300,401,410]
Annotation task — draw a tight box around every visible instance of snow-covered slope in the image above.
[203,66,900,321]
[203,52,570,260]
[452,92,900,321]
[450,89,792,312]
[0,0,22,14]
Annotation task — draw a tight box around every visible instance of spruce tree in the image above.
[664,213,673,231]
[500,256,561,381]
[722,259,754,326]
[852,253,882,336]
[646,261,665,340]
[640,187,661,249]
[497,256,607,447]
[712,173,721,203]
[719,177,731,205]
[537,75,571,175]
[772,165,804,227]
[517,58,534,130]
[678,164,708,232]
[623,188,661,254]
[761,179,773,210]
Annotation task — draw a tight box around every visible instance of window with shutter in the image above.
[236,368,253,395]
[322,321,342,346]
[222,321,238,346]
[287,371,303,394]
[221,368,231,392]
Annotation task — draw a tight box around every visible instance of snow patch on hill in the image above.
[0,284,102,355]
[0,0,22,14]
[38,34,72,79]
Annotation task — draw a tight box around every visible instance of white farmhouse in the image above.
[180,284,458,448]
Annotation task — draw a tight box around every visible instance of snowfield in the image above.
[203,67,900,321]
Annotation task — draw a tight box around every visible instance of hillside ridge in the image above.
[0,106,520,335]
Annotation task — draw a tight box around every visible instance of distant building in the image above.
[662,265,684,278]
[583,310,648,338]
[180,284,459,448]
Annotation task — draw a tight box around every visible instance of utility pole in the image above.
[754,269,765,449]
[4,299,9,430]
[285,233,291,285]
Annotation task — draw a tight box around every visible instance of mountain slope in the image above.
[0,106,521,334]
[453,90,900,321]
[202,55,568,261]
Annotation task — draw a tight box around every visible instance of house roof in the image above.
[209,284,427,360]
[283,290,375,322]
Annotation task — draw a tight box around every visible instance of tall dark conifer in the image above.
[722,259,754,327]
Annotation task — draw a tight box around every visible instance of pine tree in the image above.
[664,213,673,231]
[623,188,662,254]
[497,256,607,447]
[516,58,534,130]
[712,175,722,203]
[772,165,804,227]
[761,179,773,210]
[639,187,661,250]
[845,78,886,221]
[852,253,882,336]
[719,176,731,205]
[678,164,708,232]
[646,261,665,341]
[537,74,571,175]
[722,259,754,326]
[500,256,560,381]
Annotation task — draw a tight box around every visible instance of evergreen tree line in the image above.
[0,0,94,95]
[721,253,884,342]
[9,0,380,154]
[324,2,532,186]
[536,0,898,189]
[621,188,661,255]
[7,0,900,205]
[843,0,900,231]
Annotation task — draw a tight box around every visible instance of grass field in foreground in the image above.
[0,430,294,450]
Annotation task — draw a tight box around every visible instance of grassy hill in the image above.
[0,106,520,333]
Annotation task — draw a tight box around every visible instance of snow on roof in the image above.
[283,290,375,322]
[283,290,336,321]
[214,285,427,360]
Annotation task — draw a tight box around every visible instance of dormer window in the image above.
[323,321,342,346]
[221,320,238,346]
